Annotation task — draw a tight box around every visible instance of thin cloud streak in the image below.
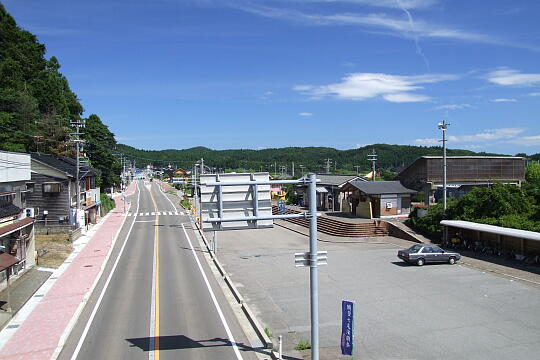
[231,4,539,51]
[414,128,525,145]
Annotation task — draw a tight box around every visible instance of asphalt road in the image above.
[58,181,258,360]
[217,223,540,360]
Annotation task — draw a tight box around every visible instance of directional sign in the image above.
[340,300,355,356]
[200,173,272,231]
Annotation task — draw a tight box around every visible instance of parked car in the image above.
[397,244,461,266]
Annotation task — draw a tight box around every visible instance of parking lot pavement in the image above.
[216,225,540,360]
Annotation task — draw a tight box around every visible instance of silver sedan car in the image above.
[397,244,461,266]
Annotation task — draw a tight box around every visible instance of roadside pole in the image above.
[308,173,319,360]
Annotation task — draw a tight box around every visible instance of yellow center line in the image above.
[149,188,160,359]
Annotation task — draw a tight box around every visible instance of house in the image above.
[27,152,100,229]
[298,174,364,211]
[0,151,36,284]
[340,180,416,218]
[398,156,526,204]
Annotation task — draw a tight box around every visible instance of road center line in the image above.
[70,182,141,360]
[181,224,244,360]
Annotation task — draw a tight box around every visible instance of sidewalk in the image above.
[0,181,136,360]
[0,268,53,329]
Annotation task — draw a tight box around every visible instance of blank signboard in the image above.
[200,172,273,231]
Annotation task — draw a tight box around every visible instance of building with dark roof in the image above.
[340,180,416,218]
[27,153,101,228]
[298,174,364,211]
[397,156,526,204]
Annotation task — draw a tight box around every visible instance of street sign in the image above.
[340,300,355,356]
[200,173,273,231]
[277,200,286,213]
[294,251,328,267]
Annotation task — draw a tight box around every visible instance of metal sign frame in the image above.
[198,173,323,360]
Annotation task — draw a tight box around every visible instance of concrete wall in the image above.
[0,151,30,183]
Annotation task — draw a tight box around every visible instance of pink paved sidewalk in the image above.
[0,182,137,360]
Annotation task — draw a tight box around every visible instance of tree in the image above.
[83,114,121,188]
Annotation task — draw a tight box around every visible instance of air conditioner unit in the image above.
[25,208,35,218]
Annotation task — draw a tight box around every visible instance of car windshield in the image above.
[407,245,423,253]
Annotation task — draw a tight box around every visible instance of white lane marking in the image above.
[70,182,142,360]
[181,224,243,360]
[151,212,155,216]
[135,220,155,223]
[149,212,158,360]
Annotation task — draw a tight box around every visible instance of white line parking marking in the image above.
[181,224,243,360]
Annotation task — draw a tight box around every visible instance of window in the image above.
[421,247,433,253]
[26,182,35,193]
[43,182,61,193]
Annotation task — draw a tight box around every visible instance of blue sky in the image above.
[4,0,540,154]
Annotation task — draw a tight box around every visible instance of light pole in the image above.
[438,119,450,213]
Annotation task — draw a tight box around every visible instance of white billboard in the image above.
[200,172,273,231]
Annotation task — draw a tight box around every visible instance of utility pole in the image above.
[438,119,450,213]
[201,158,205,174]
[292,162,295,178]
[354,165,361,174]
[70,119,85,220]
[367,149,377,181]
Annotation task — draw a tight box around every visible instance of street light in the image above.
[438,119,450,213]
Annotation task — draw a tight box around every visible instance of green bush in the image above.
[100,193,116,215]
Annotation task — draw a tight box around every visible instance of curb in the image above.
[193,221,274,350]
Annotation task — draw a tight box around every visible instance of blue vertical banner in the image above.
[341,300,355,356]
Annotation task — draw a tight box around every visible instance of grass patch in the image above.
[180,195,191,209]
[295,339,311,351]
[35,234,72,268]
[166,189,176,195]
[264,328,273,338]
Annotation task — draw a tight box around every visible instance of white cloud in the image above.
[235,5,510,46]
[486,68,540,87]
[299,112,313,116]
[414,128,525,145]
[529,92,540,96]
[294,72,457,102]
[302,0,439,10]
[517,135,540,146]
[433,103,472,110]
[490,98,518,103]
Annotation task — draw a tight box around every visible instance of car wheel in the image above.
[417,258,425,266]
[449,257,456,265]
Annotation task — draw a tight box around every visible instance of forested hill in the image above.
[0,3,121,188]
[117,143,514,173]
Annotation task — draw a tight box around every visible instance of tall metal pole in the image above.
[76,139,80,211]
[438,120,450,213]
[308,173,319,360]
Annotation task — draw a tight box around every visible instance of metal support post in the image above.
[278,335,283,359]
[308,173,319,360]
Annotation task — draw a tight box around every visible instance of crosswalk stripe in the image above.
[167,211,171,215]
[139,212,144,216]
[151,212,155,216]
[145,212,149,216]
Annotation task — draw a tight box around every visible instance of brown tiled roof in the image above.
[0,253,19,271]
[0,217,34,238]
